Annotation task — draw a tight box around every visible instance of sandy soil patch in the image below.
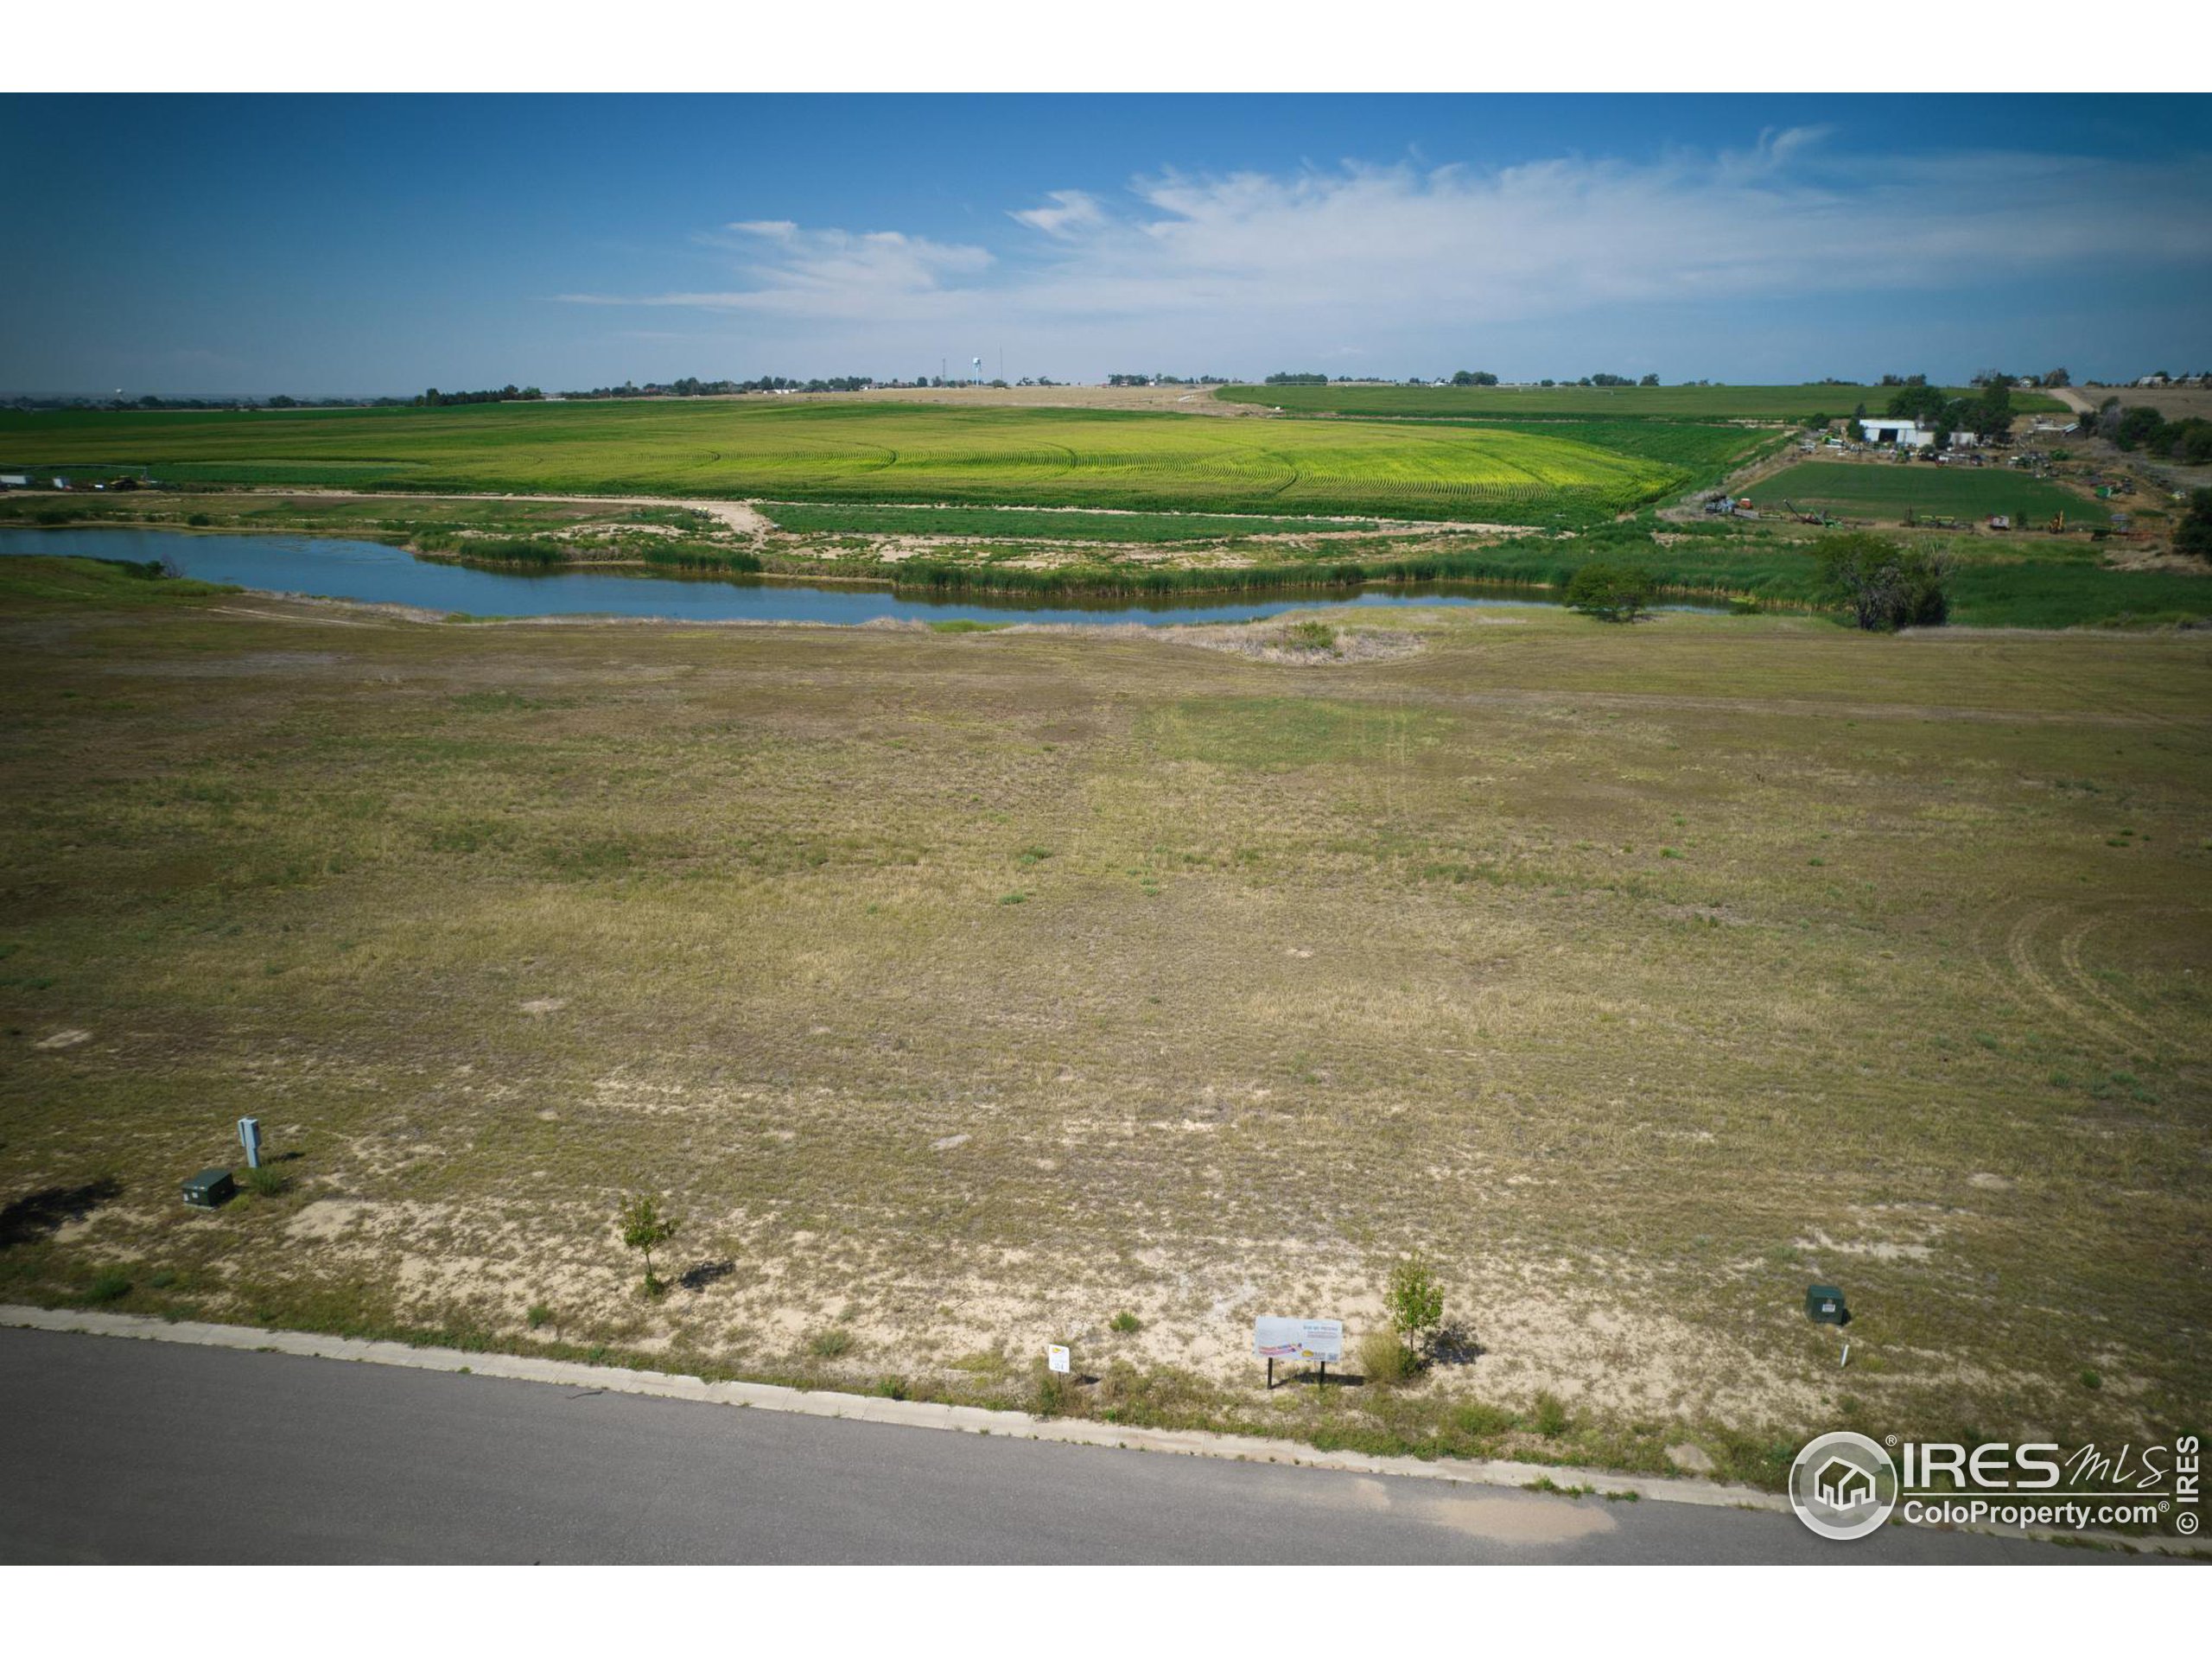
[1176,623,1428,666]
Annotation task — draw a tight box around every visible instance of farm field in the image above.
[1219,383,2069,422]
[1,556,2206,1484]
[1758,461,2111,526]
[0,400,1691,524]
[1435,420,1769,473]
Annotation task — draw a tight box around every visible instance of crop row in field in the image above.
[0,400,1688,524]
[1758,461,2110,525]
[1218,382,2068,421]
[1471,419,1771,472]
[756,504,1385,542]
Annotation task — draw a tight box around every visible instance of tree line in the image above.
[1872,379,2019,443]
[2097,400,2212,466]
[413,385,544,406]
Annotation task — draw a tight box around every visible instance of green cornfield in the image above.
[0,400,1694,524]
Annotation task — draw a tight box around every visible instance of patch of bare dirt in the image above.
[1178,623,1429,666]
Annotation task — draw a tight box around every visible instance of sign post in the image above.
[1252,1317,1344,1389]
[236,1116,262,1170]
[1046,1344,1070,1375]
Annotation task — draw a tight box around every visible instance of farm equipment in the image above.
[1784,499,1838,526]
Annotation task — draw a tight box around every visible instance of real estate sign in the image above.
[1253,1317,1344,1363]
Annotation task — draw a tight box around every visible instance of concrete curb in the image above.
[1,1303,1783,1514]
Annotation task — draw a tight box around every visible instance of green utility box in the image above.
[1806,1283,1849,1325]
[182,1167,236,1209]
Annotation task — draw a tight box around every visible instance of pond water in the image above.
[0,526,1711,626]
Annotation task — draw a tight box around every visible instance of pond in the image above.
[0,526,1712,626]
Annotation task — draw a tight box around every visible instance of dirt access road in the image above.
[251,487,775,536]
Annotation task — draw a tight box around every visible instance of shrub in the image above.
[1282,620,1339,653]
[1032,1362,1077,1416]
[526,1302,554,1329]
[2080,1368,2102,1391]
[83,1269,132,1305]
[809,1328,855,1359]
[1385,1255,1446,1358]
[617,1192,679,1298]
[1531,1390,1571,1438]
[2176,489,2212,562]
[1358,1327,1418,1385]
[241,1164,289,1198]
[1816,531,1951,631]
[1109,1311,1142,1334]
[1563,562,1655,622]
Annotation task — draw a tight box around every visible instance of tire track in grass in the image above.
[2057,912,2164,1046]
[1999,903,2142,1057]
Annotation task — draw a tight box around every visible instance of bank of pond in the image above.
[0,524,2202,631]
[0,527,1737,625]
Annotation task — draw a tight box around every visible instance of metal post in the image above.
[1319,1361,1327,1389]
[1267,1357,1274,1390]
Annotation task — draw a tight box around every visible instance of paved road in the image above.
[0,1327,2088,1564]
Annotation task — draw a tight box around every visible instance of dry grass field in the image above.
[1,556,2206,1483]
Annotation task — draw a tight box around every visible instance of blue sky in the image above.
[3,93,2207,394]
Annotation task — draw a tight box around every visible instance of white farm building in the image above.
[1861,417,1939,448]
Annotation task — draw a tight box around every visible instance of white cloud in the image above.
[562,221,994,323]
[1009,189,1104,238]
[552,137,2212,375]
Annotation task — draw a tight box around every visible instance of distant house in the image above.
[1862,418,1937,448]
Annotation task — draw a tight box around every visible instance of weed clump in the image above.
[242,1164,289,1198]
[1532,1390,1571,1438]
[1031,1355,1077,1416]
[1358,1328,1418,1386]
